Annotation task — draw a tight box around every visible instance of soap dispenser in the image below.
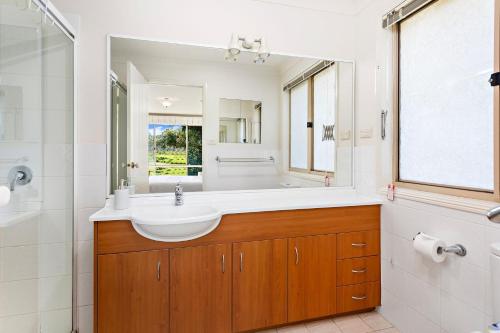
[114,179,130,210]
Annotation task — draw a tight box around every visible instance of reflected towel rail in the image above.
[215,156,275,164]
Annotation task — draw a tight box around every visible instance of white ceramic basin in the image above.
[130,205,222,242]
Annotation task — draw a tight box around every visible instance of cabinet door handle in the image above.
[352,295,367,301]
[221,254,225,273]
[156,261,161,281]
[240,252,243,272]
[351,243,367,247]
[294,246,299,265]
[351,268,367,274]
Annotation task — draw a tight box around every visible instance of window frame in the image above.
[148,124,203,176]
[392,0,500,201]
[288,65,337,176]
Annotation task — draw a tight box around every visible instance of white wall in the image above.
[49,0,357,331]
[355,1,499,332]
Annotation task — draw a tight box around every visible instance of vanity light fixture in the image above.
[225,33,271,64]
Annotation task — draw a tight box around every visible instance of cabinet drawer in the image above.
[337,256,380,286]
[337,230,379,259]
[336,282,380,313]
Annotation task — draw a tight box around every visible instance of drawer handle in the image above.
[351,268,367,274]
[351,295,367,301]
[351,243,367,247]
[221,254,225,273]
[156,261,161,281]
[240,252,244,272]
[294,246,299,265]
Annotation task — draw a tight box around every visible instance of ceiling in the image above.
[111,37,306,72]
[148,84,203,116]
[251,0,373,15]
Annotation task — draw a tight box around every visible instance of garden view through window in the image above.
[148,124,203,176]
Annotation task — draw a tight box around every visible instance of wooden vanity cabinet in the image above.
[287,234,337,322]
[232,239,288,332]
[97,250,169,333]
[94,205,381,333]
[170,244,232,333]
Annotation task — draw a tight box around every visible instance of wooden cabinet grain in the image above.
[97,250,169,333]
[170,244,232,333]
[232,239,288,332]
[95,206,381,332]
[288,234,337,322]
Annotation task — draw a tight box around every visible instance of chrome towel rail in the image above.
[215,156,275,163]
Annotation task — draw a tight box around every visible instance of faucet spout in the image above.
[8,166,32,192]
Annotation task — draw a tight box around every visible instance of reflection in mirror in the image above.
[108,37,354,195]
[219,99,261,144]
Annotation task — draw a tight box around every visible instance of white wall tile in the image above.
[441,291,487,333]
[40,308,72,333]
[0,279,38,316]
[78,176,106,209]
[0,245,39,281]
[0,214,39,246]
[77,272,93,306]
[77,240,93,274]
[382,199,495,333]
[0,313,39,333]
[77,208,97,241]
[39,242,72,277]
[39,209,72,244]
[39,275,72,311]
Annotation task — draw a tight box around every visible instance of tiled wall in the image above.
[75,143,107,332]
[380,197,499,333]
[0,6,75,332]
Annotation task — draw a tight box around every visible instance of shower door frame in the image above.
[29,0,79,331]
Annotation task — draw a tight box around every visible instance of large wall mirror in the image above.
[107,36,355,195]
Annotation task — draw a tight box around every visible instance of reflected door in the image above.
[126,61,149,193]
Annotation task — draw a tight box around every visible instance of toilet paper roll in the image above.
[413,233,447,263]
[0,185,11,207]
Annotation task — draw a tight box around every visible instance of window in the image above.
[393,0,500,200]
[289,65,337,174]
[148,124,202,176]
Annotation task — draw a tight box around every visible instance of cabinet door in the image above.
[288,234,337,322]
[170,244,232,333]
[97,250,169,333]
[232,239,287,332]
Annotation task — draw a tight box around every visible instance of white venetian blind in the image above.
[399,0,495,191]
[290,81,309,169]
[313,65,336,172]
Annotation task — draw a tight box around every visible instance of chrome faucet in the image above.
[175,183,184,206]
[8,165,32,191]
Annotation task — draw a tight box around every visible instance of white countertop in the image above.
[89,187,382,222]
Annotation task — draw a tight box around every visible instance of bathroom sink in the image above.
[130,205,222,242]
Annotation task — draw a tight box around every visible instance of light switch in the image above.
[360,128,373,139]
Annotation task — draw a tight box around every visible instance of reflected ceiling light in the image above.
[161,98,172,109]
[226,34,270,64]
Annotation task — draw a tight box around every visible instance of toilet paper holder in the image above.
[439,244,467,257]
[414,232,467,257]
